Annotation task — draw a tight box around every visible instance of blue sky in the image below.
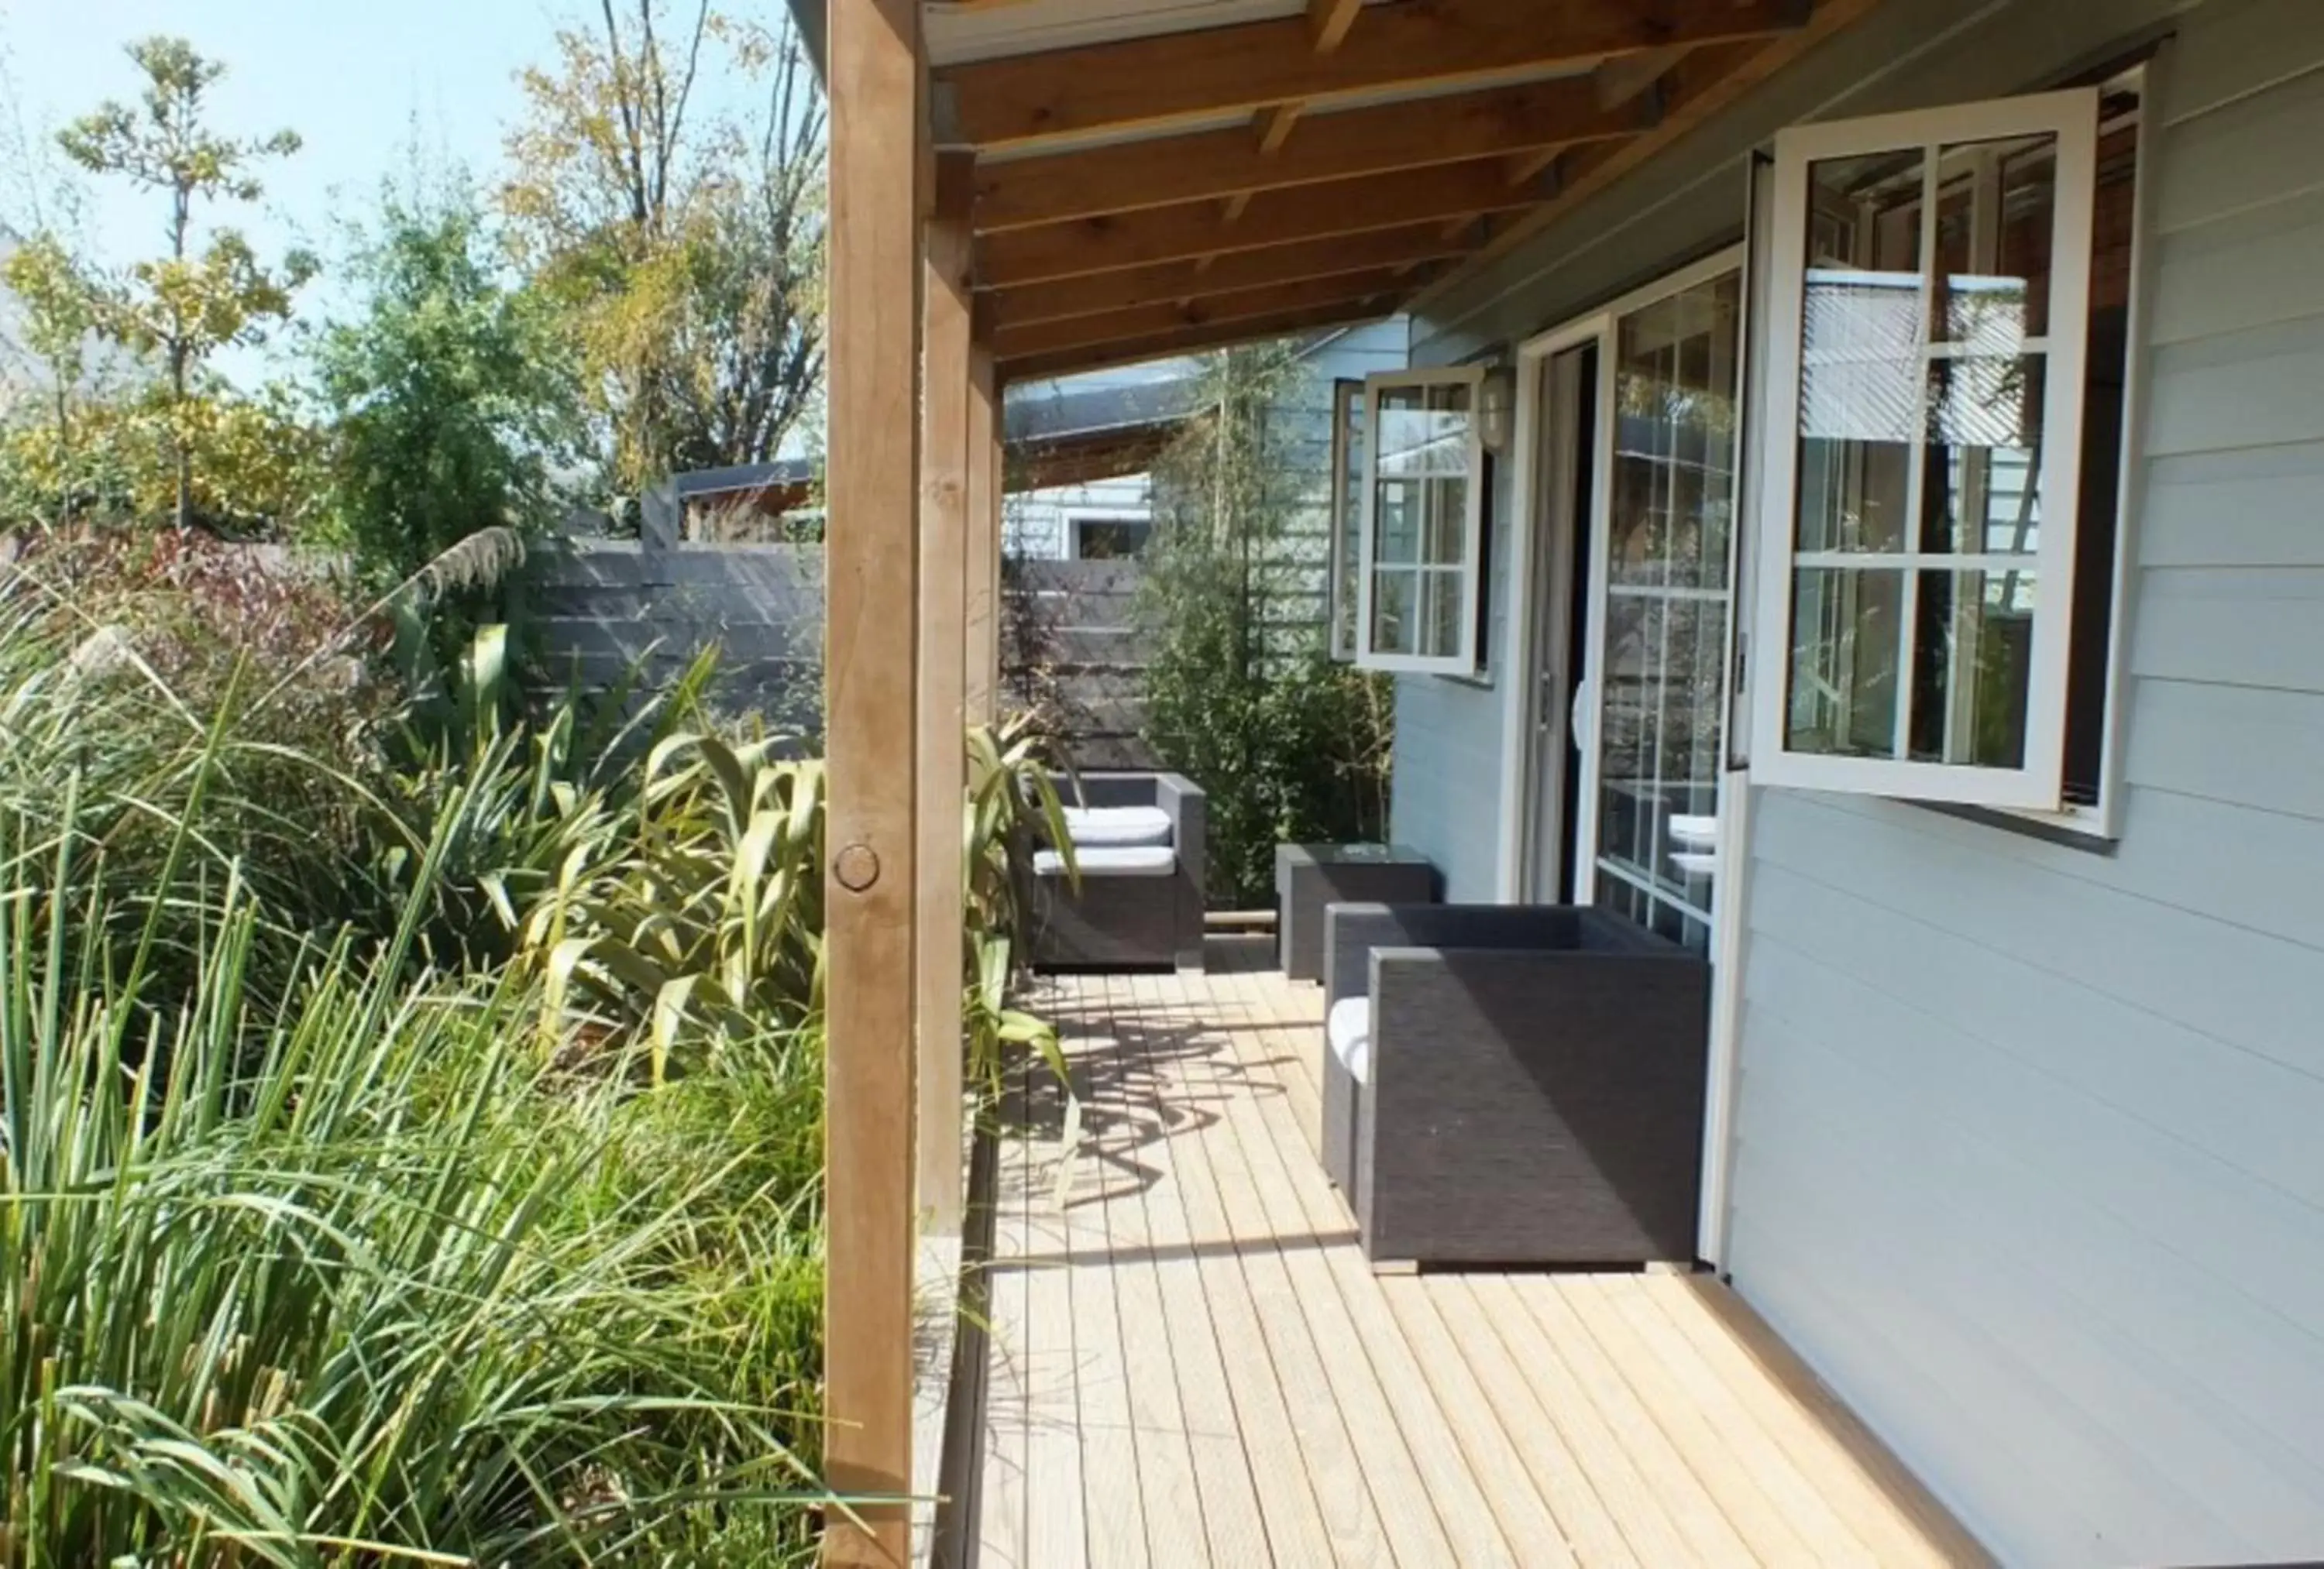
[0,0,779,378]
[2,0,565,263]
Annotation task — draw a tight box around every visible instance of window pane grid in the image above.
[1594,271,1739,953]
[1362,376,1477,667]
[1785,129,2062,771]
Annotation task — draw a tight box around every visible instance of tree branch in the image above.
[599,0,651,228]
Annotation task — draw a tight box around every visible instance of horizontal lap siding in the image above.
[1387,671,1504,900]
[1729,3,2324,1564]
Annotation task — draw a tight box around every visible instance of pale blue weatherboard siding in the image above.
[1728,5,2324,1565]
[1394,0,2324,1562]
[1388,668,1505,900]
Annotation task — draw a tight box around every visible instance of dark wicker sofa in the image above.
[1320,902,1710,1269]
[1028,772,1205,973]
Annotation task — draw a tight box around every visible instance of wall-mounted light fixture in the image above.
[1477,362,1518,454]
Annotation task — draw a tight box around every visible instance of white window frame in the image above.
[1356,363,1488,675]
[1327,377,1363,662]
[1748,88,2100,809]
[1067,512,1152,560]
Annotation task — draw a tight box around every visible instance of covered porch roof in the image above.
[792,0,1872,381]
[800,8,1908,1564]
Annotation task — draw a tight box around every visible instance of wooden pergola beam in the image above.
[985,222,1473,331]
[913,152,973,1241]
[981,156,1548,287]
[971,77,1651,232]
[1308,0,1364,53]
[938,0,1810,150]
[998,297,1394,382]
[964,343,998,724]
[1413,0,1878,301]
[1595,42,1690,108]
[823,0,920,1558]
[992,270,1406,361]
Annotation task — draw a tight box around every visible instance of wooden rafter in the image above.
[964,345,999,723]
[1596,42,1691,108]
[992,270,1407,361]
[971,77,1651,232]
[981,157,1548,287]
[1219,0,1370,237]
[985,223,1473,331]
[1411,0,1879,306]
[938,0,1811,150]
[999,297,1394,382]
[1308,0,1365,53]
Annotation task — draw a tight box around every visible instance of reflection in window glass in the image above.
[1783,132,2063,771]
[1330,381,1365,660]
[1367,379,1475,662]
[1593,270,1741,953]
[1371,568,1418,657]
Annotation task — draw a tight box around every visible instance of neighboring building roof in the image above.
[674,458,820,502]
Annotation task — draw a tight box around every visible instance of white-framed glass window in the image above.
[1356,366,1486,675]
[1587,265,1745,953]
[1749,88,2108,810]
[1071,515,1150,559]
[1328,377,1365,661]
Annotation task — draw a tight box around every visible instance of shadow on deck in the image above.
[968,941,1990,1568]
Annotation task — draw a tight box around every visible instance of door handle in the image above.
[1569,675,1593,752]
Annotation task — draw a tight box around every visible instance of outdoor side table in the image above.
[1274,843,1437,984]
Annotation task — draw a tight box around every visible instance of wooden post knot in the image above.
[833,843,882,892]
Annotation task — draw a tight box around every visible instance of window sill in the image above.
[1911,798,2122,855]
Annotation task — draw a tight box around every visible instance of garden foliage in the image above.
[0,522,1054,1561]
[1139,345,1394,907]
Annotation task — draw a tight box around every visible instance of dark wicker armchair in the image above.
[1320,902,1710,1269]
[1028,772,1206,973]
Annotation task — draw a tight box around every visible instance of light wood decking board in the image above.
[975,951,1993,1567]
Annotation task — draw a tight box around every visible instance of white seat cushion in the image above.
[1326,997,1372,1085]
[1033,845,1177,878]
[1063,805,1174,848]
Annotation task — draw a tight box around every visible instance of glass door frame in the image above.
[1514,340,1597,906]
[1496,244,1748,929]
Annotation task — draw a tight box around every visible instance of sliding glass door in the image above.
[1576,266,1745,952]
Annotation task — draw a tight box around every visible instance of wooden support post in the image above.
[964,345,1000,723]
[824,0,921,1560]
[987,393,1005,719]
[916,153,974,1237]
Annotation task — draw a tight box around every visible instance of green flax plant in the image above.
[515,730,827,1081]
[0,774,829,1562]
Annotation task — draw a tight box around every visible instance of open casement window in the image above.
[1356,366,1487,675]
[1749,89,2100,808]
[1328,378,1365,661]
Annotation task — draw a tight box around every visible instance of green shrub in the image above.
[1139,347,1394,906]
[0,531,1065,1560]
[0,786,827,1563]
[0,561,831,1559]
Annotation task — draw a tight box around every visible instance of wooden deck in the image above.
[973,939,1992,1567]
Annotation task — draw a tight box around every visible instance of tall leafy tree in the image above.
[316,177,583,589]
[57,36,316,530]
[502,3,824,493]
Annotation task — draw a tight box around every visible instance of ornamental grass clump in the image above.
[0,787,830,1564]
[0,556,833,1561]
